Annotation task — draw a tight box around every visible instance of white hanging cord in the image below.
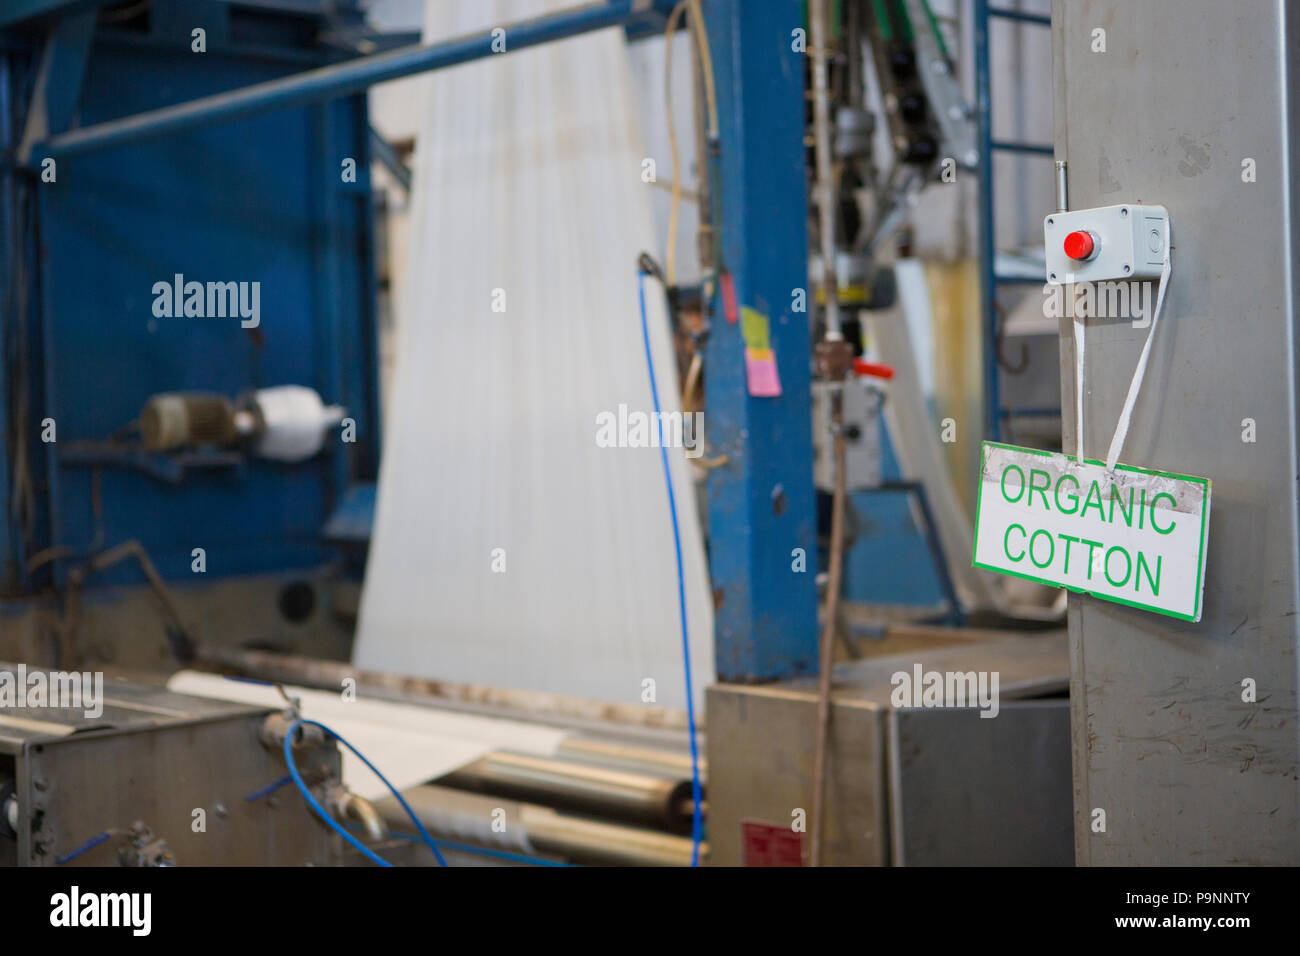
[1069,217,1172,473]
[1073,310,1085,465]
[1104,222,1173,472]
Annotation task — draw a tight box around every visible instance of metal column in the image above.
[1054,0,1300,864]
[703,0,819,681]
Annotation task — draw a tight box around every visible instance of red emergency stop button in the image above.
[1063,230,1096,261]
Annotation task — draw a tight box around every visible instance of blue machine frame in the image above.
[1,0,382,594]
[974,0,1053,440]
[702,0,818,680]
[2,0,818,684]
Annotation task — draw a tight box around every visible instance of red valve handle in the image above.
[853,359,895,380]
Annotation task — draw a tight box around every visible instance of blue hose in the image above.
[55,830,111,865]
[283,717,448,867]
[243,774,292,802]
[636,268,705,866]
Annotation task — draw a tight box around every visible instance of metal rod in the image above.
[64,540,196,666]
[368,126,411,194]
[1055,159,1069,212]
[26,0,675,164]
[991,139,1054,156]
[809,388,848,866]
[809,0,840,338]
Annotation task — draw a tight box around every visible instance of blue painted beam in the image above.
[25,0,677,164]
[0,1,109,30]
[0,57,14,588]
[987,6,1050,27]
[17,9,95,157]
[703,0,819,682]
[974,0,1000,441]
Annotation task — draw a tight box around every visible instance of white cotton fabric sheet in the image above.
[166,671,569,801]
[353,0,714,711]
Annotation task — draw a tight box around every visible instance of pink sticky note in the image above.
[745,348,782,397]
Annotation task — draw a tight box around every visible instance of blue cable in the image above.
[244,774,293,802]
[283,717,448,868]
[636,268,704,866]
[55,830,111,865]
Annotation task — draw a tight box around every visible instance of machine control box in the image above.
[1043,203,1169,285]
[813,381,882,492]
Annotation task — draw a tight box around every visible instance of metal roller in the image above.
[555,737,705,778]
[437,751,698,834]
[375,785,704,867]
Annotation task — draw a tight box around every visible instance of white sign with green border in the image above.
[973,441,1211,622]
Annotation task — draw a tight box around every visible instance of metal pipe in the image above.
[809,388,848,866]
[438,751,696,833]
[524,805,702,867]
[1055,159,1069,213]
[25,0,676,165]
[990,139,1054,156]
[368,126,411,195]
[810,0,841,338]
[64,540,196,666]
[340,793,388,843]
[376,785,702,866]
[377,786,534,854]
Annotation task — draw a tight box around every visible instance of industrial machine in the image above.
[707,630,1072,865]
[0,0,738,868]
[1,0,386,673]
[0,0,1077,869]
[6,0,1281,872]
[0,664,346,866]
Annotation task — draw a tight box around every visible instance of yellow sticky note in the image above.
[740,306,771,352]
